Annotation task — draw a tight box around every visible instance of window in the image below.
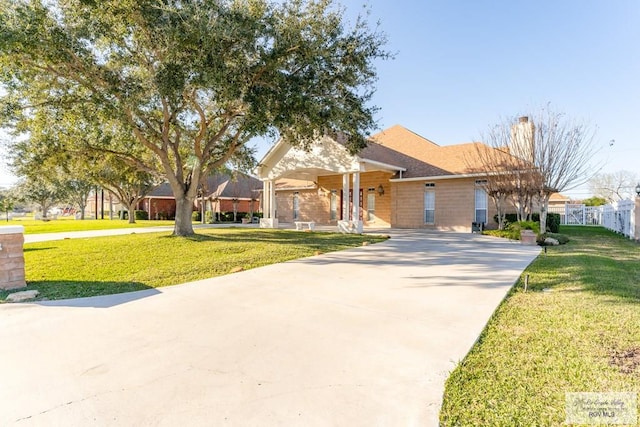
[330,190,337,220]
[424,190,435,224]
[367,188,376,221]
[475,187,488,223]
[293,192,300,220]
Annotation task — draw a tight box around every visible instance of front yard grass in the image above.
[2,218,176,234]
[1,228,386,301]
[440,226,640,426]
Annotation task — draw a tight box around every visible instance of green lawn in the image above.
[1,218,176,234]
[1,228,386,301]
[440,226,640,426]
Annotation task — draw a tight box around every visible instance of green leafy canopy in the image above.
[0,0,391,235]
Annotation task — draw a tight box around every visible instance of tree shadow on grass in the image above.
[162,229,379,247]
[570,255,640,302]
[1,281,160,308]
[524,247,640,302]
[24,247,57,252]
[161,234,218,242]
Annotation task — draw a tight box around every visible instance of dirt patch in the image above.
[609,347,640,374]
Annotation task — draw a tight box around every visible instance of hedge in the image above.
[118,210,149,220]
[494,212,560,233]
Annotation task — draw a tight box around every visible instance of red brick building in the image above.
[138,172,262,220]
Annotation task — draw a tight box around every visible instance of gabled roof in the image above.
[549,192,570,202]
[257,124,521,182]
[362,125,512,179]
[147,171,261,200]
[358,140,448,178]
[370,124,440,154]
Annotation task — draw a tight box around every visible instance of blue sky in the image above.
[2,0,639,197]
[329,0,639,197]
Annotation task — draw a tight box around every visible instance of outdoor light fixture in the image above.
[635,182,640,197]
[377,184,385,196]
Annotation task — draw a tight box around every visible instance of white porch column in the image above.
[352,172,360,222]
[269,181,276,220]
[351,172,363,233]
[262,181,269,218]
[342,173,350,221]
[260,180,278,228]
[339,173,361,234]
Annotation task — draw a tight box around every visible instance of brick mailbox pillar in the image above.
[0,225,26,290]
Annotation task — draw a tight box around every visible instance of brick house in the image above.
[138,172,262,220]
[256,125,507,232]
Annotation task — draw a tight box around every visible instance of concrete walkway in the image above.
[1,230,540,426]
[23,223,255,243]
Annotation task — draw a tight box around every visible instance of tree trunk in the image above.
[174,195,195,236]
[80,206,86,220]
[126,200,137,224]
[40,202,48,219]
[539,194,551,233]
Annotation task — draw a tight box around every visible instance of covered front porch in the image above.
[255,135,405,233]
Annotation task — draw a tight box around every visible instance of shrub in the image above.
[192,211,202,222]
[546,213,561,233]
[537,232,569,246]
[217,211,234,222]
[498,221,540,240]
[134,210,149,220]
[205,211,214,224]
[483,229,515,240]
[508,220,540,233]
[493,212,560,233]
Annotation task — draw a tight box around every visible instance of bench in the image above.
[294,221,315,231]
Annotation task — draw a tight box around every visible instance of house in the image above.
[548,192,571,208]
[256,125,510,232]
[138,171,262,220]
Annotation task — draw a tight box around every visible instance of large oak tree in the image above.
[0,0,389,235]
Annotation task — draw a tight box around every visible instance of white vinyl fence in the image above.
[601,200,635,239]
[548,200,636,239]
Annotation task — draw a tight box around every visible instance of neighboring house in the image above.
[548,192,571,208]
[199,172,262,219]
[256,125,509,232]
[137,172,262,220]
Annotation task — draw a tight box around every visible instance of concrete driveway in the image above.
[0,230,540,426]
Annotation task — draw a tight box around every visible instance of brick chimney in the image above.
[510,116,535,161]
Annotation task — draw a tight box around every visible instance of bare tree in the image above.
[467,124,540,229]
[589,170,638,202]
[523,108,600,232]
[471,108,599,233]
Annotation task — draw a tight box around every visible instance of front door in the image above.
[339,189,363,220]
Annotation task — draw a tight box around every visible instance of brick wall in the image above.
[208,199,259,214]
[0,226,26,290]
[138,198,180,220]
[274,172,394,226]
[272,174,498,231]
[391,178,497,231]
